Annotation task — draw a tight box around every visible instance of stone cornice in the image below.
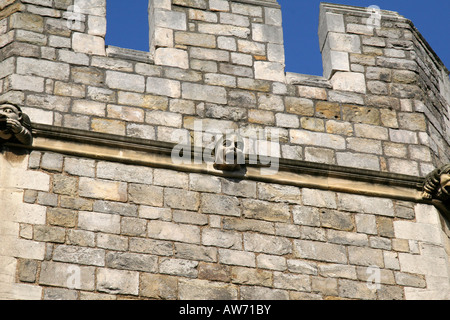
[4,123,449,221]
[13,125,427,187]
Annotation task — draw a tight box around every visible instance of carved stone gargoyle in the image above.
[213,133,245,172]
[422,164,450,206]
[0,102,33,146]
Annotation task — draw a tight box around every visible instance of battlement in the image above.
[0,0,448,172]
[1,0,449,300]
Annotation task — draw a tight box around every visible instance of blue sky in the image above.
[106,0,450,77]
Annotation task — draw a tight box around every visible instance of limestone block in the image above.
[15,29,47,45]
[178,279,238,300]
[290,130,346,150]
[355,214,377,235]
[9,12,44,32]
[326,32,361,54]
[274,272,311,292]
[53,245,105,267]
[154,8,186,30]
[74,0,106,16]
[231,52,253,66]
[265,7,282,26]
[389,129,418,144]
[118,92,168,110]
[320,210,354,231]
[17,57,70,80]
[39,261,95,290]
[347,137,382,155]
[149,0,171,10]
[302,188,337,209]
[209,0,229,12]
[294,239,347,264]
[105,71,145,93]
[321,47,350,79]
[96,268,139,295]
[55,81,86,97]
[71,66,104,86]
[175,31,216,48]
[146,110,182,127]
[254,61,285,82]
[244,233,292,255]
[257,183,301,204]
[159,258,198,278]
[275,113,299,128]
[174,242,216,261]
[164,188,200,211]
[147,220,200,243]
[252,23,283,44]
[97,162,153,184]
[230,2,262,17]
[140,273,177,300]
[218,248,255,267]
[242,199,290,222]
[87,15,106,36]
[257,254,287,271]
[91,56,133,72]
[338,279,377,300]
[198,22,250,38]
[91,118,126,135]
[106,251,157,272]
[202,228,241,249]
[182,82,227,104]
[128,184,163,207]
[173,0,207,9]
[190,47,229,62]
[153,27,174,48]
[155,48,189,69]
[337,194,394,216]
[204,73,236,88]
[220,12,249,27]
[201,194,240,217]
[348,246,384,267]
[318,9,345,50]
[146,76,181,98]
[78,211,121,234]
[232,266,272,287]
[327,229,368,246]
[79,177,127,202]
[394,221,442,244]
[47,208,77,228]
[72,32,105,56]
[72,100,105,116]
[331,72,366,94]
[153,169,188,188]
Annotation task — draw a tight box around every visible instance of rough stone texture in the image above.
[0,0,449,301]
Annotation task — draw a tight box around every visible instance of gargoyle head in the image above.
[0,102,33,146]
[213,133,245,172]
[422,164,450,203]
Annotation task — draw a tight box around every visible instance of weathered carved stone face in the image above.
[438,173,450,201]
[0,104,22,132]
[214,134,245,171]
[422,164,450,203]
[0,103,33,146]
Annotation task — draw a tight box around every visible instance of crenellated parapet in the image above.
[1,0,450,301]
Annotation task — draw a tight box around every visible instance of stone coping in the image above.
[231,0,280,9]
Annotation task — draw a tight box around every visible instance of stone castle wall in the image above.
[0,0,449,300]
